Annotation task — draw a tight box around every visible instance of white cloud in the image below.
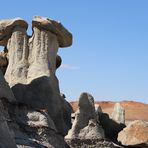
[60,64,80,70]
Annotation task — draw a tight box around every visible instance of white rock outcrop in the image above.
[111,103,125,124]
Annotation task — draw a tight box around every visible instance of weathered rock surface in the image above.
[1,16,72,136]
[66,93,105,140]
[111,103,125,124]
[5,24,29,86]
[32,16,72,47]
[0,18,28,46]
[0,50,62,74]
[0,16,73,148]
[66,139,116,148]
[8,103,68,148]
[0,70,15,102]
[65,93,121,148]
[0,72,16,147]
[0,100,17,148]
[118,120,148,147]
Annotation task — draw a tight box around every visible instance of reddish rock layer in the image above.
[70,101,148,124]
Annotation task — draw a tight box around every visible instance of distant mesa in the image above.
[70,100,148,125]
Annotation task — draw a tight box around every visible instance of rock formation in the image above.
[65,93,119,148]
[0,16,72,148]
[111,103,125,124]
[65,92,105,140]
[118,120,148,147]
[0,16,72,136]
[0,50,62,74]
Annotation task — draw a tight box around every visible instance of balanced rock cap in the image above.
[0,18,28,46]
[32,16,72,47]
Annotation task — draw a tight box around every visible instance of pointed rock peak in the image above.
[32,16,72,47]
[95,104,102,113]
[78,92,95,111]
[0,17,28,46]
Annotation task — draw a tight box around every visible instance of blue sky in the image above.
[0,0,148,103]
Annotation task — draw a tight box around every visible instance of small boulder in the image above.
[118,120,148,147]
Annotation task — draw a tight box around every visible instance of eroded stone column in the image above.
[27,27,58,83]
[5,26,29,86]
[26,16,72,135]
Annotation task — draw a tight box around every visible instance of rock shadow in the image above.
[98,112,126,142]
